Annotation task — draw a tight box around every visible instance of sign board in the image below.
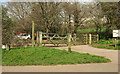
[113,30,120,37]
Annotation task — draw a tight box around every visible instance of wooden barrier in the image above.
[35,32,99,46]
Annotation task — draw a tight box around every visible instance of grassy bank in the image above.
[2,47,111,66]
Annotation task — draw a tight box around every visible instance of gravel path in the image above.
[2,45,118,72]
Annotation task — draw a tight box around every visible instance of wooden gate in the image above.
[36,33,76,46]
[34,32,99,46]
[42,33,68,46]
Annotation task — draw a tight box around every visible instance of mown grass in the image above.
[2,47,111,66]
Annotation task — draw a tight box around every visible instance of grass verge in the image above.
[2,47,111,66]
[91,43,120,50]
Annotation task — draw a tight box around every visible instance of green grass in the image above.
[92,43,120,50]
[91,39,120,50]
[77,28,95,33]
[2,47,111,66]
[77,27,107,33]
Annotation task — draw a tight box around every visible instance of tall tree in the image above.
[100,2,118,38]
[117,1,120,29]
[31,2,62,33]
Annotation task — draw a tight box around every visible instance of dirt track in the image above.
[2,45,118,72]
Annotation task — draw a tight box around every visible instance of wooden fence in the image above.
[74,34,99,45]
[10,32,99,49]
[33,32,99,46]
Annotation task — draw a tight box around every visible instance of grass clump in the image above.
[2,47,111,66]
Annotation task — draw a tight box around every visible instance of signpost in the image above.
[113,30,120,48]
[113,30,120,37]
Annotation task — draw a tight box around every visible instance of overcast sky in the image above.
[0,0,94,2]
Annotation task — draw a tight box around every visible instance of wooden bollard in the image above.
[68,33,71,54]
[32,21,35,47]
[115,38,117,48]
[89,34,92,45]
[73,33,76,45]
[86,34,88,45]
[39,32,42,47]
[5,44,10,51]
[36,31,39,46]
[97,34,99,43]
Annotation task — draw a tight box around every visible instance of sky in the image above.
[0,0,119,3]
[0,0,94,2]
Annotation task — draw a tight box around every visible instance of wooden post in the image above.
[86,34,88,45]
[68,33,71,54]
[97,34,99,43]
[36,31,39,46]
[89,34,92,45]
[5,44,9,50]
[73,33,76,45]
[32,21,35,47]
[39,32,42,47]
[24,44,27,48]
[115,38,117,48]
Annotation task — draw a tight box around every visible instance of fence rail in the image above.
[33,32,99,46]
[10,32,99,48]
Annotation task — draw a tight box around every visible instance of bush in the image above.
[11,37,31,48]
[99,39,114,45]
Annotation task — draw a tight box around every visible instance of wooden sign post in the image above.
[113,30,120,48]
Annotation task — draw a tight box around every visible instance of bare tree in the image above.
[31,2,62,33]
[7,2,32,32]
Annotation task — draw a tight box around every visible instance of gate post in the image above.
[89,34,92,45]
[32,21,35,47]
[39,32,42,47]
[97,34,99,43]
[68,33,71,54]
[86,34,88,45]
[36,31,39,46]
